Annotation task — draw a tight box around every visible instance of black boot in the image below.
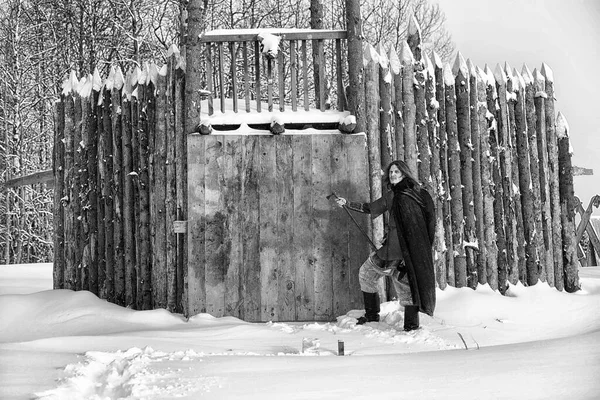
[404,305,420,331]
[357,292,380,325]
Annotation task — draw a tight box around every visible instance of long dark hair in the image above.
[383,160,420,188]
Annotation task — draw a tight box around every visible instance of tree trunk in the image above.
[346,0,365,133]
[556,112,579,292]
[310,0,329,110]
[454,54,476,288]
[541,64,564,291]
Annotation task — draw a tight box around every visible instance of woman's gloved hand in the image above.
[334,197,347,208]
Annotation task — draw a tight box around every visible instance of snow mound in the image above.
[0,290,187,343]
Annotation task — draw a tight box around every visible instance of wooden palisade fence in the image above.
[54,45,187,312]
[54,19,588,322]
[352,16,582,293]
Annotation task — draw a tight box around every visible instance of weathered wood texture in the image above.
[187,134,369,321]
[53,61,187,312]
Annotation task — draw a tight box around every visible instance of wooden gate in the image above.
[187,133,371,322]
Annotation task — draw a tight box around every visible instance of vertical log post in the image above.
[88,73,101,295]
[73,83,84,290]
[513,69,539,286]
[533,68,555,284]
[504,64,527,285]
[454,53,476,288]
[53,87,66,289]
[484,66,504,291]
[166,52,179,313]
[138,66,153,310]
[541,63,564,291]
[389,47,403,160]
[400,42,417,173]
[111,67,126,305]
[556,112,579,292]
[364,43,384,299]
[123,70,136,308]
[173,46,187,313]
[424,53,446,289]
[522,65,545,284]
[475,66,497,286]
[494,64,519,287]
[153,65,168,309]
[444,63,465,288]
[468,60,486,286]
[378,44,393,168]
[434,52,454,286]
[63,72,77,290]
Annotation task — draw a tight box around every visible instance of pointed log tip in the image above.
[452,52,469,79]
[443,63,455,86]
[433,51,443,68]
[167,43,180,58]
[388,46,401,75]
[399,41,415,65]
[556,111,570,138]
[493,64,507,84]
[513,68,526,91]
[521,63,533,83]
[79,75,94,98]
[541,63,554,83]
[363,43,379,66]
[466,59,477,77]
[92,68,103,92]
[114,66,125,90]
[423,52,435,79]
[159,64,168,76]
[377,43,389,68]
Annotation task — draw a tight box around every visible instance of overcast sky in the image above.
[434,0,600,209]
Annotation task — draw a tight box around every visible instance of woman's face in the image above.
[389,164,404,185]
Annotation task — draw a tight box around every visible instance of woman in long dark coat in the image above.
[335,160,436,330]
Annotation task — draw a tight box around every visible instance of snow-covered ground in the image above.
[0,263,599,399]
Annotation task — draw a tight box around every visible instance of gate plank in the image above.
[259,136,279,321]
[224,136,243,318]
[292,135,314,321]
[187,135,206,315]
[331,134,350,317]
[312,135,333,320]
[242,136,261,321]
[276,135,295,320]
[204,136,226,316]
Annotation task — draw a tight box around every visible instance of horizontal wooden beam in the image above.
[200,29,347,43]
[2,169,53,189]
[572,166,593,176]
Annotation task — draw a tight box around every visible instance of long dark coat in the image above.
[391,179,436,316]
